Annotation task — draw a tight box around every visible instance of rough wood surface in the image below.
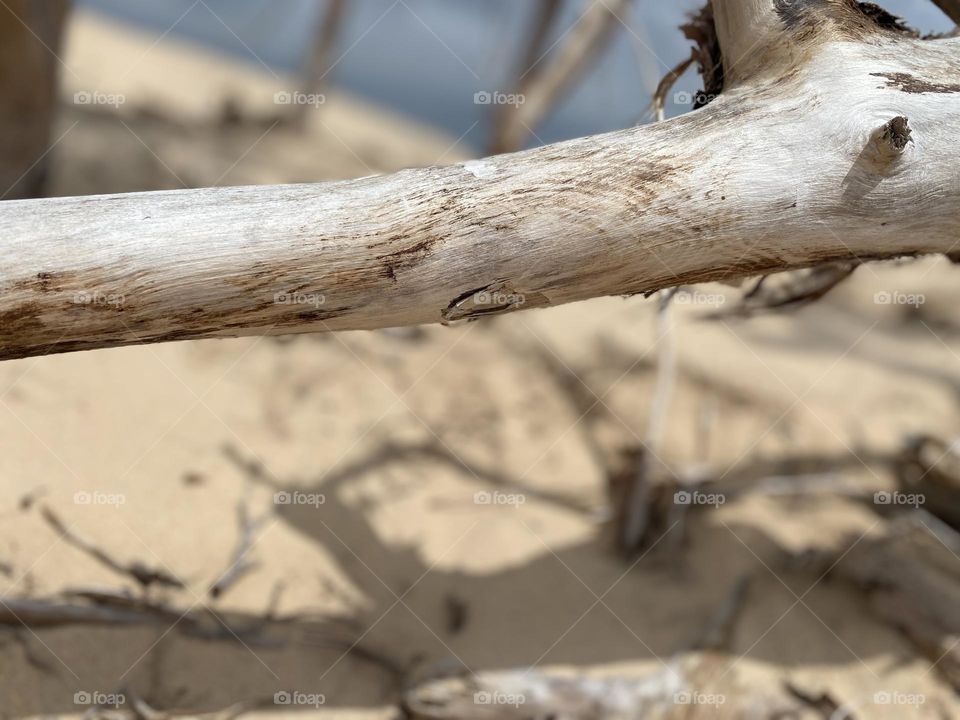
[1,1,959,361]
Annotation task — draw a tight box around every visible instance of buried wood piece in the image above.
[2,0,960,361]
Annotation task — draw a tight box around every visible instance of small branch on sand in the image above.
[208,502,271,599]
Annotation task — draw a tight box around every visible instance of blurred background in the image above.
[1,1,960,718]
[77,0,956,147]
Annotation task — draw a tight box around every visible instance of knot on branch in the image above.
[874,116,912,158]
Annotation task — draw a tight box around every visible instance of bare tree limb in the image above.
[651,51,696,121]
[489,0,632,154]
[293,0,346,126]
[620,290,677,553]
[1,2,959,361]
[711,262,859,318]
[208,502,270,599]
[488,0,562,153]
[0,597,147,627]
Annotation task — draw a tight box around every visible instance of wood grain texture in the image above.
[1,1,959,361]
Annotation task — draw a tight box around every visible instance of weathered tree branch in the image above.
[1,1,959,361]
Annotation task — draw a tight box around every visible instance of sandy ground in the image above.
[2,8,960,720]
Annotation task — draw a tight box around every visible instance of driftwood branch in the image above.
[1,1,959,361]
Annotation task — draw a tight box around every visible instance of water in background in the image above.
[76,0,955,151]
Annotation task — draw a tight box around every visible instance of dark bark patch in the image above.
[774,0,829,31]
[0,302,44,338]
[681,3,723,108]
[879,116,912,152]
[375,235,442,274]
[853,3,917,36]
[774,0,918,39]
[872,72,960,94]
[12,269,91,294]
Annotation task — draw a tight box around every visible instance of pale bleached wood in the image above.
[1,1,960,361]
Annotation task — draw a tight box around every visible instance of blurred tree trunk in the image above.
[489,0,562,153]
[293,0,346,127]
[488,0,632,155]
[0,0,71,200]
